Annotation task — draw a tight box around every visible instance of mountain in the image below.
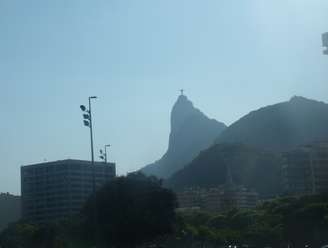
[166,143,283,198]
[0,193,21,232]
[140,94,227,178]
[215,96,328,152]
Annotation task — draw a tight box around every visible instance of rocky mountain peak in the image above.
[140,93,226,178]
[170,94,203,141]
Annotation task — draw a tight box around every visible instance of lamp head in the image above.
[83,114,90,120]
[80,105,86,111]
[83,120,90,127]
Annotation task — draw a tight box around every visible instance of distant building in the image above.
[21,159,115,223]
[0,193,21,231]
[219,185,259,211]
[219,162,258,210]
[177,187,207,210]
[202,187,222,212]
[177,164,258,212]
[176,185,258,212]
[282,142,328,195]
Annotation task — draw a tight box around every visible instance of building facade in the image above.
[219,185,259,211]
[177,187,205,210]
[177,185,258,212]
[177,163,258,212]
[21,159,115,223]
[0,193,21,231]
[282,142,328,195]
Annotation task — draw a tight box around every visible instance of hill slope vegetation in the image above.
[166,143,283,198]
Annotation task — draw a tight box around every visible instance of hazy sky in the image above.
[1,0,327,195]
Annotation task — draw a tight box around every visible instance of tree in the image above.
[82,173,178,248]
[0,222,38,248]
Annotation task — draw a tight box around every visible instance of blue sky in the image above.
[1,0,327,194]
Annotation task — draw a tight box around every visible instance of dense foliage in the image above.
[83,172,178,247]
[170,194,328,248]
[1,189,328,248]
[0,219,87,248]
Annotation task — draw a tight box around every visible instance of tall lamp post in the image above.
[99,144,110,163]
[80,96,97,194]
[322,32,328,55]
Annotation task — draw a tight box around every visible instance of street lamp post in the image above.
[322,32,328,55]
[80,96,97,194]
[100,144,110,163]
[80,96,98,246]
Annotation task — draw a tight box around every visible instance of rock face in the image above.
[215,96,328,152]
[141,94,226,179]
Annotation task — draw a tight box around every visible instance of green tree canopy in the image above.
[82,173,178,248]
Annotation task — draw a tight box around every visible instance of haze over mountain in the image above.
[141,94,226,178]
[215,96,328,152]
[166,143,283,198]
[165,96,328,197]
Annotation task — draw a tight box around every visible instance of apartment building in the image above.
[21,159,115,223]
